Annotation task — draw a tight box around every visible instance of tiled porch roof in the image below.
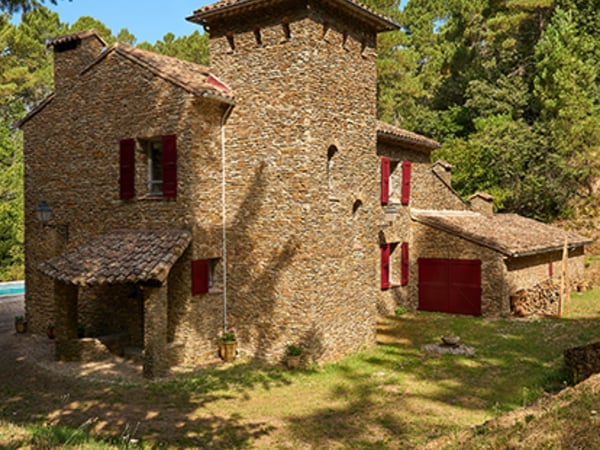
[412,210,593,257]
[39,229,192,286]
[377,121,441,151]
[187,0,400,32]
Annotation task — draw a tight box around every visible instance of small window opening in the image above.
[352,199,362,217]
[282,17,291,40]
[144,139,163,196]
[327,145,338,195]
[226,32,235,51]
[253,25,262,46]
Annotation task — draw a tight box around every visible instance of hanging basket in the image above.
[218,340,237,362]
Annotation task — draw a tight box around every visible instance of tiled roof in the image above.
[39,229,192,286]
[83,43,235,104]
[187,0,400,32]
[377,121,441,151]
[412,209,593,257]
[46,29,107,48]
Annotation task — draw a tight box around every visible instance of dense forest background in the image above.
[0,0,598,280]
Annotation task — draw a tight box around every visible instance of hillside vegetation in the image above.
[0,0,598,279]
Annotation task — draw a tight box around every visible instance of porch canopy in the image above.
[39,229,192,286]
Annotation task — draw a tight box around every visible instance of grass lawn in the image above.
[1,289,600,449]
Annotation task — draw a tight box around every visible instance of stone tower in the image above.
[188,0,398,361]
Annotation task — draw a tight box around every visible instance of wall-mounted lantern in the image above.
[35,199,69,240]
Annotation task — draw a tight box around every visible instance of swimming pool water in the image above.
[0,281,25,296]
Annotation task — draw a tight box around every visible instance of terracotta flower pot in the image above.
[219,340,236,362]
[286,355,301,369]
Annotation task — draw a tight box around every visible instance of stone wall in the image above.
[208,3,380,362]
[565,341,600,383]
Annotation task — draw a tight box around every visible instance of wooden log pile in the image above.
[510,279,560,317]
[510,278,590,317]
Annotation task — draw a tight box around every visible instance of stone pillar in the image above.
[54,280,80,361]
[143,284,168,378]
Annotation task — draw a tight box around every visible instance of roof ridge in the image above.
[188,0,399,32]
[47,29,107,48]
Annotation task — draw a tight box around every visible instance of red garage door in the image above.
[418,258,481,316]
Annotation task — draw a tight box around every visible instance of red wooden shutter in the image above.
[192,259,209,295]
[162,134,177,198]
[119,138,135,200]
[401,242,409,286]
[381,243,390,290]
[549,261,553,278]
[401,161,412,205]
[381,157,390,205]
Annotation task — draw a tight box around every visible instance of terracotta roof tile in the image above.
[83,43,235,104]
[377,121,440,151]
[39,229,192,286]
[46,30,107,48]
[188,0,399,32]
[412,209,593,257]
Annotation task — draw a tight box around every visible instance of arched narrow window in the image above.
[352,199,362,217]
[327,145,338,198]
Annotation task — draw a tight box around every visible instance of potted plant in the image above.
[47,322,56,340]
[285,345,303,369]
[15,315,27,334]
[218,327,237,362]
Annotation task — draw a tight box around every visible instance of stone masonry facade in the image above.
[205,2,381,362]
[21,0,591,376]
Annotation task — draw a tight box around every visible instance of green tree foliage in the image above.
[138,31,209,65]
[0,0,61,14]
[376,0,599,220]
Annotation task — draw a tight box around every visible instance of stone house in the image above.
[19,0,591,377]
[376,132,592,317]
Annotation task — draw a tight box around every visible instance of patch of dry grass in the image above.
[1,288,599,449]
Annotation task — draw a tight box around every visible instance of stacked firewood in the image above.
[510,279,560,317]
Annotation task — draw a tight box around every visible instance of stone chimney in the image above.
[470,192,495,217]
[432,160,453,186]
[47,30,107,94]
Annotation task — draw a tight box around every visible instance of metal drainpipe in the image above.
[221,103,234,332]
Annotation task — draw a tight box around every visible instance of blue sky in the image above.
[45,0,214,44]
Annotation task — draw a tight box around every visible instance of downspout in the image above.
[221,103,234,332]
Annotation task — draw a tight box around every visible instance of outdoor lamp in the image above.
[35,199,69,240]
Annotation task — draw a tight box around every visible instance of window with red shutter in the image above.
[381,243,390,290]
[549,261,553,278]
[381,157,390,205]
[401,242,409,286]
[192,259,210,295]
[401,161,411,205]
[162,134,177,198]
[119,138,135,200]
